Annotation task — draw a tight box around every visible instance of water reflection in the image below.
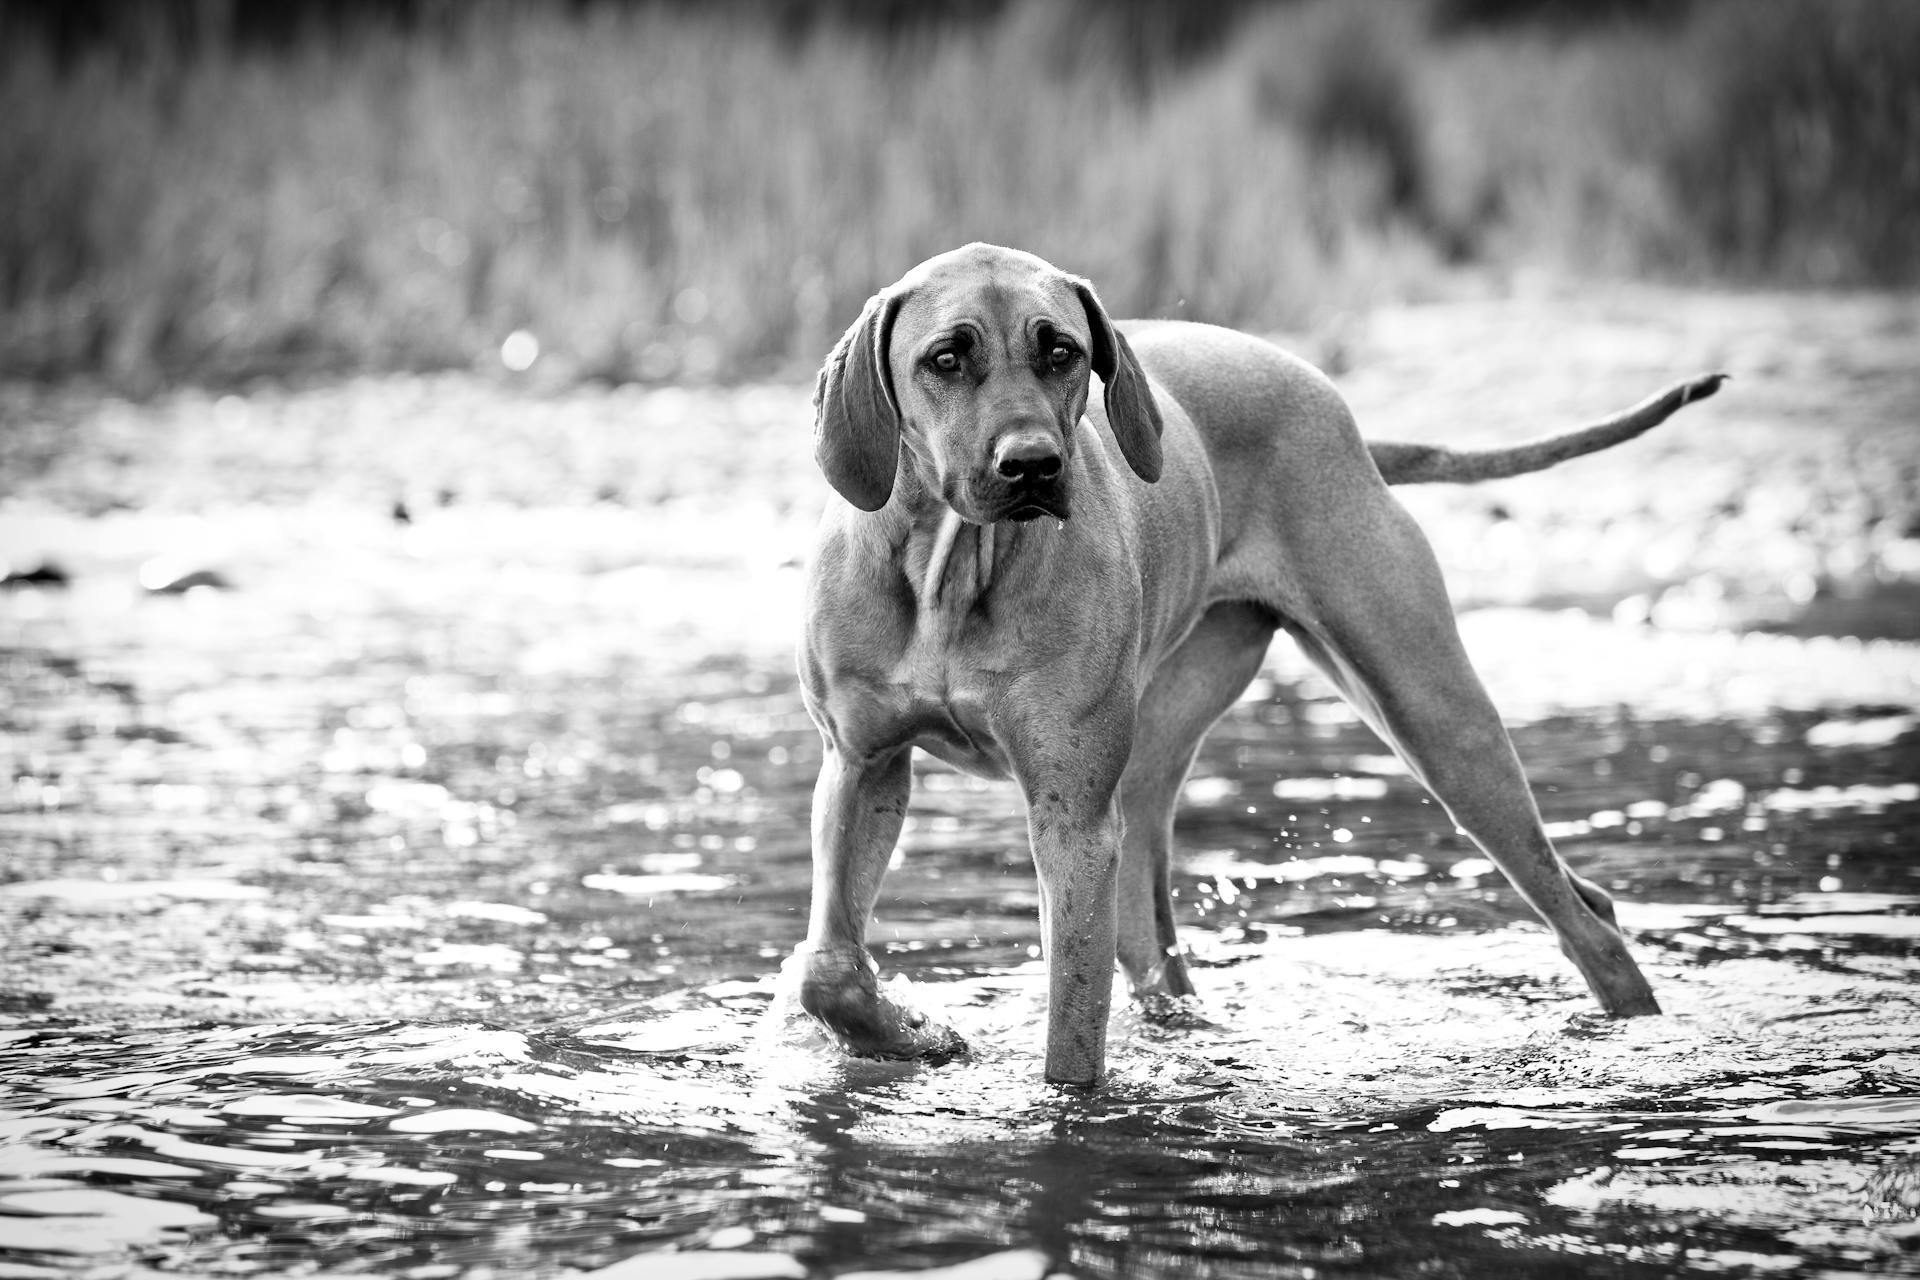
[5,987,1920,1276]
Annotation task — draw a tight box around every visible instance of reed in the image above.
[1,0,1911,388]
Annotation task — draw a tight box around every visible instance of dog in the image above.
[789,243,1723,1085]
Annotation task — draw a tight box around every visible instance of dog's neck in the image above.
[916,509,997,615]
[856,470,1063,626]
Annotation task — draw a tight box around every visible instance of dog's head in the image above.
[813,243,1163,522]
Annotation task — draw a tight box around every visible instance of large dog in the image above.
[791,243,1722,1085]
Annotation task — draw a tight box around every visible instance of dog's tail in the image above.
[1368,373,1727,485]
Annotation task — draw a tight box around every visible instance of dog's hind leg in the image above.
[1116,601,1276,1004]
[1260,481,1660,1018]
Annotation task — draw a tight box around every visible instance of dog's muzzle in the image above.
[991,433,1070,523]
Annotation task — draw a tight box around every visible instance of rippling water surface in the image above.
[4,495,1920,1277]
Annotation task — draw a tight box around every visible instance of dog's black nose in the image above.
[994,434,1063,482]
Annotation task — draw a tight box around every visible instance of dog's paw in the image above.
[790,945,969,1064]
[810,989,968,1064]
[1134,991,1217,1030]
[862,1002,968,1064]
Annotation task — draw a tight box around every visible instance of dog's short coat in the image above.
[792,243,1723,1084]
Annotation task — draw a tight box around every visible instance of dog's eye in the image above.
[1048,343,1076,369]
[930,350,961,374]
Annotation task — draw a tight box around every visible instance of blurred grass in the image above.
[0,0,1915,388]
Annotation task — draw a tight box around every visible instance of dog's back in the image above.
[1123,318,1725,487]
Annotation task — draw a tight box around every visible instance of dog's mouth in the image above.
[950,471,1072,526]
[986,476,1070,524]
[1000,489,1070,524]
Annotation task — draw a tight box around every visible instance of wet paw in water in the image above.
[781,948,970,1064]
[1133,991,1219,1030]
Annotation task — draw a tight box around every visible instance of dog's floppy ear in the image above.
[813,288,906,512]
[1074,279,1163,484]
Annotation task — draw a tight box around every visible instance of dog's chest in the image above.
[885,628,1012,779]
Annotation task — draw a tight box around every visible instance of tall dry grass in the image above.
[0,0,1914,388]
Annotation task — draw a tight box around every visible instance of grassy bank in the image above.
[1,0,1915,387]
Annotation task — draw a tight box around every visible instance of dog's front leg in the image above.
[1026,790,1124,1086]
[793,744,965,1062]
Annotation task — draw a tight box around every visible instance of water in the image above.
[3,515,1918,1279]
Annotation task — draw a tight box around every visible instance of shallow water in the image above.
[3,519,1918,1280]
